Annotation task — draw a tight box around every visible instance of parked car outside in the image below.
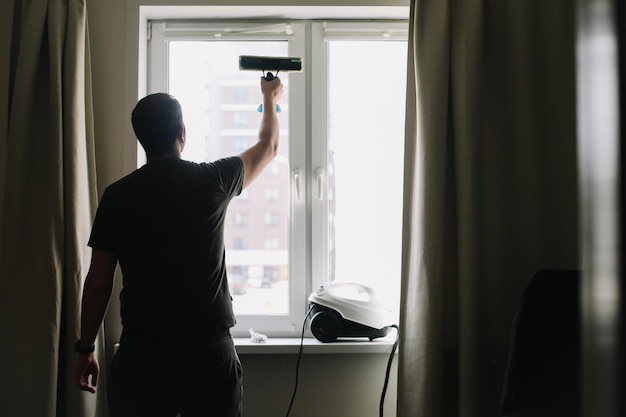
[228,274,248,295]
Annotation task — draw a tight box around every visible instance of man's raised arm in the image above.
[238,76,284,189]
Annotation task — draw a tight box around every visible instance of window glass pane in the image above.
[168,41,290,316]
[327,40,407,318]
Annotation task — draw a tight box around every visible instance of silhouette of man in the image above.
[75,77,283,417]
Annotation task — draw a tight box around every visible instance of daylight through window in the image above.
[147,20,408,337]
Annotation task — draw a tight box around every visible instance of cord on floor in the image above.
[379,324,399,417]
[284,304,314,417]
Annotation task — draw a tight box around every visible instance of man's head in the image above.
[131,93,184,158]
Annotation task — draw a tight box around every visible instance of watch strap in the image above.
[74,340,95,354]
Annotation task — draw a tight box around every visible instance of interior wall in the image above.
[85,1,406,416]
[241,354,398,417]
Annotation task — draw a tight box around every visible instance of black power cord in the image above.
[285,304,314,417]
[285,310,399,417]
[379,324,399,417]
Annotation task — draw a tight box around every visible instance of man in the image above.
[75,77,283,417]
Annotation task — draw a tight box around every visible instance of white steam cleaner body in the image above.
[308,282,394,342]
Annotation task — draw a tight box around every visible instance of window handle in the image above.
[294,169,302,201]
[316,168,324,200]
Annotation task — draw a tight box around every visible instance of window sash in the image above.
[309,20,408,294]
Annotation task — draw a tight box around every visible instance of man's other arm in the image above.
[75,248,117,393]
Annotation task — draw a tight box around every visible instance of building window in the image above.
[233,112,248,126]
[234,86,248,101]
[233,237,248,250]
[264,212,279,227]
[264,187,280,201]
[233,212,248,227]
[233,137,248,153]
[148,19,408,337]
[264,237,280,250]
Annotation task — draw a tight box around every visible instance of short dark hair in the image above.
[131,93,183,157]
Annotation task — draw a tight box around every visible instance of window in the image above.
[233,137,248,153]
[232,112,248,126]
[233,212,248,227]
[265,187,280,201]
[233,237,248,250]
[148,19,407,337]
[264,237,280,250]
[264,212,280,226]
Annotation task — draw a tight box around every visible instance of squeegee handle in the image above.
[259,72,280,112]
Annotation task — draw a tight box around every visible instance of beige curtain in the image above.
[399,1,580,416]
[0,0,105,416]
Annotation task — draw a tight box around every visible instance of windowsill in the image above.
[234,336,397,355]
[112,336,397,355]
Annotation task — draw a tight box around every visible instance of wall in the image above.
[85,1,407,416]
[241,353,397,417]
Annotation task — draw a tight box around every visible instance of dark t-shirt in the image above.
[88,157,244,341]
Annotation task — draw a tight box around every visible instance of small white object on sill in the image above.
[249,328,268,344]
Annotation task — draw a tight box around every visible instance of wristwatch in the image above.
[74,340,95,354]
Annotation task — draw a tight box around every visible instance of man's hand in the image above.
[75,248,115,394]
[260,76,284,107]
[76,353,100,393]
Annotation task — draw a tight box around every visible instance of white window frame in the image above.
[310,20,409,313]
[146,18,408,338]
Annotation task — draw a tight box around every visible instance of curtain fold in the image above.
[399,1,457,415]
[0,0,105,416]
[399,1,579,416]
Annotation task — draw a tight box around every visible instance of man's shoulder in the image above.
[199,156,243,170]
[184,156,244,179]
[102,156,243,193]
[104,167,144,192]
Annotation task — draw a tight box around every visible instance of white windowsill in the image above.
[113,337,398,355]
[234,336,397,355]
